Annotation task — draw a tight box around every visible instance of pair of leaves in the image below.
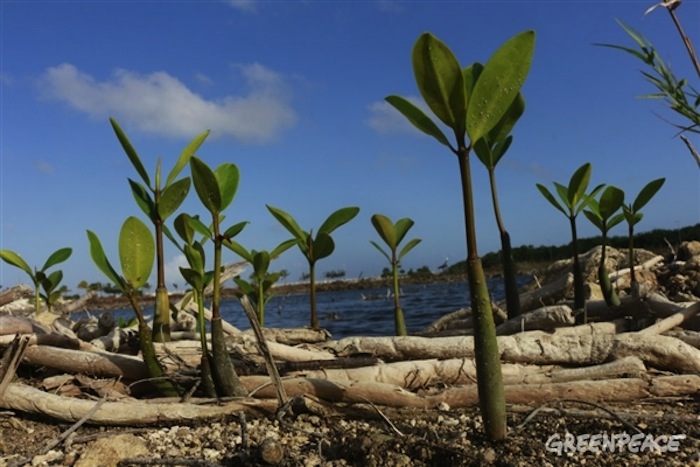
[88,217,155,292]
[190,157,240,215]
[537,163,604,218]
[584,186,625,233]
[266,205,360,263]
[225,239,296,283]
[387,30,535,150]
[0,247,72,282]
[622,178,666,226]
[370,214,421,264]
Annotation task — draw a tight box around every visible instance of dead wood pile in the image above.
[0,243,698,427]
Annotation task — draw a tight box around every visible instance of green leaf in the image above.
[224,239,252,262]
[393,218,415,245]
[412,33,466,131]
[318,206,360,234]
[536,184,567,216]
[633,178,665,212]
[214,163,240,211]
[371,214,397,249]
[184,243,206,273]
[119,216,155,290]
[187,215,213,239]
[129,179,156,220]
[266,205,307,241]
[158,177,190,220]
[467,31,535,144]
[398,238,421,261]
[223,221,248,240]
[174,213,195,244]
[487,93,525,145]
[384,96,452,148]
[583,209,604,230]
[462,63,484,103]
[190,157,221,214]
[312,233,335,261]
[110,118,151,187]
[598,186,625,219]
[41,247,72,271]
[0,250,33,277]
[608,213,625,230]
[180,267,203,290]
[252,251,270,280]
[166,129,210,187]
[270,238,298,259]
[568,163,592,207]
[370,240,391,263]
[42,270,63,292]
[86,230,124,290]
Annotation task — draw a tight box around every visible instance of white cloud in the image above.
[226,0,257,12]
[366,96,430,135]
[39,63,297,142]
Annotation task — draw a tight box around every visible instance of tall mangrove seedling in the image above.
[110,118,210,342]
[370,214,421,336]
[87,217,180,396]
[0,248,72,314]
[621,178,665,297]
[386,31,535,440]
[266,205,360,330]
[189,156,248,397]
[226,239,296,326]
[536,162,603,318]
[584,185,625,307]
[473,93,526,318]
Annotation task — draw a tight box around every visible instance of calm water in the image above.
[88,277,532,339]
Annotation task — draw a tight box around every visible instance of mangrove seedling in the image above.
[370,214,421,336]
[226,239,296,326]
[584,185,625,307]
[536,162,603,318]
[266,204,360,330]
[386,31,535,440]
[189,156,248,397]
[621,178,666,297]
[473,92,526,318]
[0,247,72,314]
[87,217,180,396]
[110,117,210,342]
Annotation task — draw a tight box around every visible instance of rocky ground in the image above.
[1,390,698,466]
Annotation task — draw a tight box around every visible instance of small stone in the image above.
[259,438,284,465]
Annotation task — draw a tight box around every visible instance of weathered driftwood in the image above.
[287,356,647,389]
[518,272,573,312]
[663,329,700,349]
[638,300,700,335]
[0,315,34,335]
[495,305,574,335]
[1,372,698,426]
[0,284,33,309]
[324,326,700,373]
[241,327,332,345]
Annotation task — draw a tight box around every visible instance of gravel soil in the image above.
[1,393,698,466]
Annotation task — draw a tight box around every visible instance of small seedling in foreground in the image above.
[267,205,360,330]
[584,185,625,307]
[621,178,665,297]
[370,214,421,336]
[537,162,603,317]
[0,248,72,314]
[87,217,179,396]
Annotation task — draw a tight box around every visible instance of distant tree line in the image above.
[445,223,699,275]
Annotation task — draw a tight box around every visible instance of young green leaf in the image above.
[266,205,307,240]
[371,214,398,248]
[318,206,360,234]
[412,33,466,131]
[166,129,210,187]
[398,238,422,260]
[128,179,156,219]
[632,178,665,211]
[312,234,335,261]
[214,163,240,211]
[87,230,124,290]
[110,118,151,187]
[119,216,155,290]
[41,247,72,271]
[384,95,452,148]
[369,241,391,262]
[158,177,191,220]
[190,157,222,213]
[467,31,535,144]
[0,250,33,276]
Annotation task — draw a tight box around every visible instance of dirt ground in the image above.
[1,386,698,466]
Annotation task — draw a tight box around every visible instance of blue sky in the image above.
[1,0,699,291]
